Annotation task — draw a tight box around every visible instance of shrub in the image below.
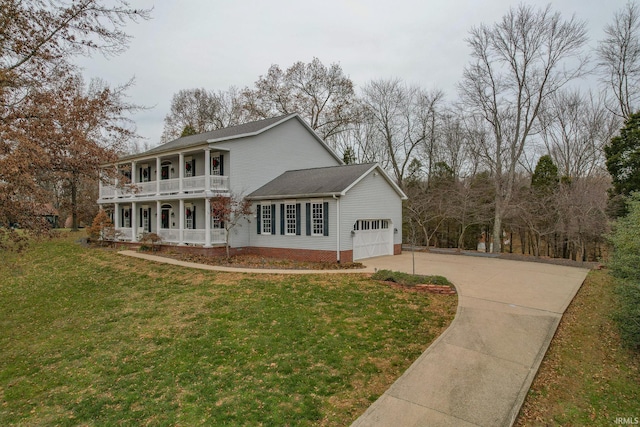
[609,193,640,350]
[139,232,162,252]
[371,269,452,287]
[87,210,115,245]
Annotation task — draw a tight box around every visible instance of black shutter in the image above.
[139,167,142,182]
[121,208,124,226]
[305,203,311,236]
[295,203,301,235]
[139,208,143,227]
[192,206,196,229]
[323,202,329,236]
[148,208,152,232]
[192,159,196,176]
[219,154,224,176]
[256,205,261,234]
[147,166,151,182]
[271,204,276,235]
[280,204,285,235]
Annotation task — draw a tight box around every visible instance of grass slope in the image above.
[0,235,456,426]
[515,270,640,426]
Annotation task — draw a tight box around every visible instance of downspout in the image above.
[333,194,340,263]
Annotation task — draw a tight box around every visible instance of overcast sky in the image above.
[75,0,627,147]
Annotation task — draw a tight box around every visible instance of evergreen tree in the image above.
[605,112,640,198]
[531,155,559,193]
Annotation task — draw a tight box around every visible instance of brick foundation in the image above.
[116,241,355,263]
[248,247,354,263]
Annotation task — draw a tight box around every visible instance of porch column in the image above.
[204,197,211,247]
[114,165,119,197]
[178,199,185,245]
[114,202,120,229]
[156,157,161,195]
[131,201,138,242]
[131,161,137,184]
[204,148,211,193]
[98,169,103,200]
[179,152,184,194]
[156,200,161,235]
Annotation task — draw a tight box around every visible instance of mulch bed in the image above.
[151,252,365,270]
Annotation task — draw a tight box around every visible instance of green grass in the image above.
[515,269,640,426]
[371,269,452,287]
[0,234,456,426]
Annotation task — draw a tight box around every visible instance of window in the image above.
[311,202,324,236]
[185,158,194,177]
[262,204,272,234]
[185,206,195,229]
[285,203,296,235]
[211,155,222,176]
[211,216,222,229]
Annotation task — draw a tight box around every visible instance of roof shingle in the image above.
[247,164,377,199]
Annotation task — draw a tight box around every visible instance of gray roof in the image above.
[247,164,379,199]
[119,114,292,160]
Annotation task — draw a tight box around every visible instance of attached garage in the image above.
[352,219,394,260]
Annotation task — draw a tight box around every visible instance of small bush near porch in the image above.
[0,234,456,426]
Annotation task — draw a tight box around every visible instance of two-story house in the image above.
[97,114,406,262]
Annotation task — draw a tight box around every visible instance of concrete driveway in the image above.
[352,251,589,427]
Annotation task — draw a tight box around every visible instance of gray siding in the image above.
[220,119,341,247]
[218,119,340,195]
[339,170,403,251]
[247,199,338,251]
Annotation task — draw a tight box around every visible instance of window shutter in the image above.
[256,205,261,234]
[295,203,301,235]
[148,208,152,232]
[121,208,124,226]
[192,206,196,229]
[271,204,276,235]
[323,202,329,236]
[305,203,311,236]
[139,208,143,227]
[219,154,224,176]
[139,167,143,182]
[147,167,151,182]
[192,159,196,175]
[280,204,285,235]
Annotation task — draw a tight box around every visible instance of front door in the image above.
[161,208,170,229]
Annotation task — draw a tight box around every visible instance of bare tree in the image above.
[161,87,250,142]
[539,89,618,180]
[459,4,588,252]
[597,1,640,119]
[360,78,443,187]
[244,58,357,142]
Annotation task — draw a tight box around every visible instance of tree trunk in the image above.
[491,206,502,253]
[71,173,79,232]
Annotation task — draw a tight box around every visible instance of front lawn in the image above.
[0,234,456,426]
[515,269,640,426]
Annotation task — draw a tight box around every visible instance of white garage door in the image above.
[353,219,393,260]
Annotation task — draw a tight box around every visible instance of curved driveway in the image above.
[119,249,589,426]
[352,251,589,427]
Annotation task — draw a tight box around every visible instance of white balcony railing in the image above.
[99,176,229,199]
[157,228,226,245]
[159,178,180,194]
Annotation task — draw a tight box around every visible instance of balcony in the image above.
[100,176,229,200]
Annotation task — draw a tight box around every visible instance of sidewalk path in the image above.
[119,249,589,426]
[351,252,589,427]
